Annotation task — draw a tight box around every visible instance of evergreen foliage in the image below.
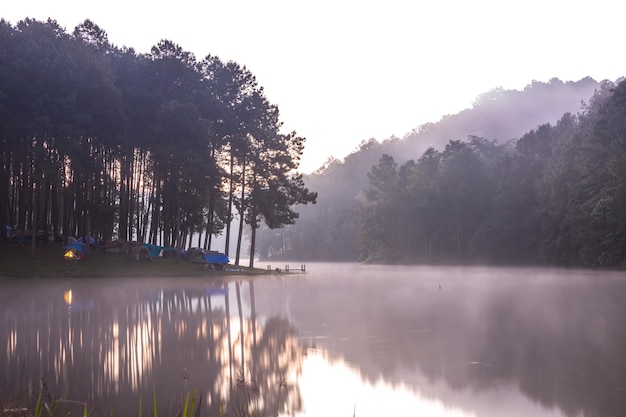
[0,18,314,266]
[357,79,626,267]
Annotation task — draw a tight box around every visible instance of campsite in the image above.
[0,240,273,279]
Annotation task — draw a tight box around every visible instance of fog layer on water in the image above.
[2,263,625,416]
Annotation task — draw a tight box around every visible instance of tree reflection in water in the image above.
[0,277,303,416]
[5,266,626,417]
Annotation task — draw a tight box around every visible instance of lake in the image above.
[2,263,626,416]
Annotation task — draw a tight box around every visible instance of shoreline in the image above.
[0,241,295,279]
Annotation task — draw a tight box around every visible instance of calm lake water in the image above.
[2,263,626,416]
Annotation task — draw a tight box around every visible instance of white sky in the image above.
[3,0,625,173]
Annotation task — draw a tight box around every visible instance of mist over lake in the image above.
[2,264,626,416]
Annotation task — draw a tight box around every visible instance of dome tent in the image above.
[64,241,87,260]
[184,248,230,268]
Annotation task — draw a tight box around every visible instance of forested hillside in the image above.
[0,18,316,267]
[259,77,626,268]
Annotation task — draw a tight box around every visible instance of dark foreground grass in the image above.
[2,386,210,417]
[0,241,273,279]
[3,375,280,417]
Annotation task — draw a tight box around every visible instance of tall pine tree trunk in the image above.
[235,160,246,265]
[249,222,257,268]
[224,152,234,256]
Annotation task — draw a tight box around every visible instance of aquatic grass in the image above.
[181,392,190,417]
[34,392,43,417]
[134,386,203,417]
[3,373,308,417]
[1,378,93,417]
[177,388,202,417]
[231,371,261,417]
[180,388,200,417]
[173,389,201,417]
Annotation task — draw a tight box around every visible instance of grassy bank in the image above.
[0,241,272,279]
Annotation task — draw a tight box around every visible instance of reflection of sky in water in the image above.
[2,265,626,416]
[293,349,568,417]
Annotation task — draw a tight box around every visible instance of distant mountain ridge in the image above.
[380,77,601,166]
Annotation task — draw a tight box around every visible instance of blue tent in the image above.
[64,241,86,251]
[203,252,230,264]
[77,236,96,245]
[64,241,87,260]
[144,243,166,258]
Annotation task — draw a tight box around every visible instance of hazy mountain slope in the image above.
[384,77,600,165]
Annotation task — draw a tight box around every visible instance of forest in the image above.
[263,78,626,269]
[3,18,625,270]
[0,18,316,267]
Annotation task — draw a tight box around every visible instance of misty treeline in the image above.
[0,18,316,266]
[260,77,626,268]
